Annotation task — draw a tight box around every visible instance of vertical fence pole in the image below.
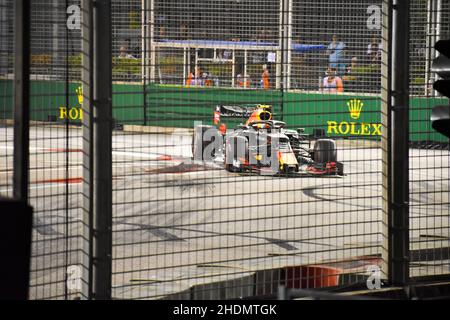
[141,0,148,82]
[81,0,93,299]
[13,0,30,202]
[425,0,434,96]
[93,0,113,299]
[142,0,149,126]
[389,0,410,286]
[279,0,292,118]
[276,0,283,90]
[381,0,391,283]
[285,0,292,91]
[0,0,7,75]
[148,0,155,83]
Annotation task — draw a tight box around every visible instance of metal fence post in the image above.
[278,0,292,119]
[81,0,94,300]
[92,0,113,299]
[389,0,410,286]
[380,0,391,283]
[13,0,30,202]
[280,0,292,92]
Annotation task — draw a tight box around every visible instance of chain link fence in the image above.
[409,0,450,280]
[0,0,14,199]
[0,0,448,300]
[112,0,388,300]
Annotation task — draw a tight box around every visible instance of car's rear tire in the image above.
[313,139,337,163]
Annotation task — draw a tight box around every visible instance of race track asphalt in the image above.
[0,126,448,299]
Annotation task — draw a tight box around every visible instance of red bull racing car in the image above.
[192,104,344,176]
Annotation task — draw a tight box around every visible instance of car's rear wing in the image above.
[213,104,275,126]
[215,104,273,118]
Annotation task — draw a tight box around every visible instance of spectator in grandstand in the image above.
[222,48,232,60]
[236,73,243,86]
[118,46,136,59]
[236,73,251,88]
[344,57,359,80]
[260,65,270,89]
[212,74,220,87]
[321,67,344,93]
[327,34,346,75]
[187,66,204,86]
[216,39,232,60]
[202,72,214,86]
[367,37,382,63]
[343,57,359,91]
[186,72,193,86]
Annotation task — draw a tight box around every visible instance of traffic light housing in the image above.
[430,39,450,138]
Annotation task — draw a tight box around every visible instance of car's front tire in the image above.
[313,139,337,163]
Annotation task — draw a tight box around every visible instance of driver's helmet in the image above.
[245,105,272,128]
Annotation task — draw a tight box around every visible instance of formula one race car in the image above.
[192,104,344,176]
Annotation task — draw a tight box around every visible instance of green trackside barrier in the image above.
[281,91,382,137]
[146,84,381,135]
[145,83,448,142]
[409,96,449,143]
[0,79,13,119]
[0,79,144,124]
[0,79,447,142]
[145,84,283,129]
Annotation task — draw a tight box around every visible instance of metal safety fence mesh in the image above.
[26,0,84,300]
[0,0,448,300]
[0,0,14,198]
[0,0,85,299]
[110,0,388,299]
[409,0,450,280]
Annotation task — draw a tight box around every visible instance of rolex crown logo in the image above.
[347,99,363,120]
[76,86,83,105]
